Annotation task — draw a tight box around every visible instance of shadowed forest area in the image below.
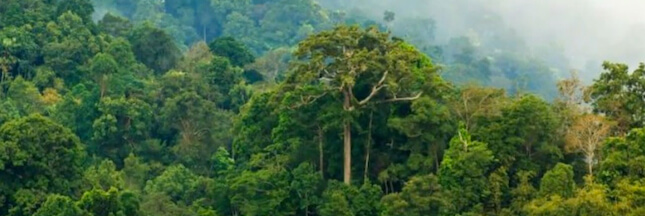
[2,0,645,215]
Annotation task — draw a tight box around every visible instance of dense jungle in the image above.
[1,0,645,215]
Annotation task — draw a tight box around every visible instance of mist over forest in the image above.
[4,0,645,215]
[90,0,645,93]
[321,0,645,81]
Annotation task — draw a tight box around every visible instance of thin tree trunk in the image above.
[318,125,324,178]
[305,201,310,216]
[384,181,389,194]
[343,89,352,185]
[433,145,440,171]
[525,144,532,159]
[587,152,594,176]
[344,120,351,184]
[364,111,373,182]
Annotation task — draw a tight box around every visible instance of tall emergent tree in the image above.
[286,26,439,184]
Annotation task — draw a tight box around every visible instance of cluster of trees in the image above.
[3,0,645,216]
[92,0,335,54]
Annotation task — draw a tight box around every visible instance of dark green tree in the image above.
[318,181,382,216]
[587,62,645,133]
[439,125,494,215]
[381,174,445,216]
[129,22,181,74]
[33,195,85,216]
[99,13,133,38]
[56,0,94,24]
[477,94,561,174]
[91,96,153,163]
[539,163,576,199]
[208,37,255,67]
[0,115,85,215]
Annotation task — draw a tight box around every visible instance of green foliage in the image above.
[140,192,193,216]
[51,84,100,141]
[160,91,233,172]
[290,163,323,214]
[208,37,255,67]
[319,181,383,216]
[77,188,121,216]
[510,171,538,213]
[0,99,20,126]
[0,25,40,78]
[0,115,85,215]
[203,56,244,109]
[88,53,119,97]
[587,62,645,132]
[99,13,133,38]
[83,159,125,191]
[56,0,94,24]
[91,96,153,163]
[439,125,494,215]
[598,128,645,184]
[34,195,85,216]
[539,163,576,198]
[6,76,43,115]
[122,153,151,191]
[144,165,206,204]
[477,94,561,174]
[0,114,85,197]
[44,11,102,84]
[381,174,444,216]
[128,22,181,74]
[488,167,510,213]
[525,177,616,216]
[78,187,142,216]
[229,167,292,216]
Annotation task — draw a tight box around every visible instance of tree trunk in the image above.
[364,111,373,182]
[344,120,351,184]
[318,125,324,178]
[525,144,532,159]
[343,89,352,185]
[384,181,389,194]
[587,152,594,176]
[100,79,106,98]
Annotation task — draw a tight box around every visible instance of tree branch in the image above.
[358,71,388,105]
[379,92,423,103]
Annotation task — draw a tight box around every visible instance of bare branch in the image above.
[323,69,337,79]
[358,71,389,105]
[380,92,423,103]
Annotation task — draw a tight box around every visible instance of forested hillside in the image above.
[2,0,645,216]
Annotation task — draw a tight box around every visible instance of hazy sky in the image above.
[324,0,645,79]
[494,0,645,70]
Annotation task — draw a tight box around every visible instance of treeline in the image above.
[93,0,563,98]
[1,0,645,216]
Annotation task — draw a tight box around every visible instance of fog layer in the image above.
[321,0,645,80]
